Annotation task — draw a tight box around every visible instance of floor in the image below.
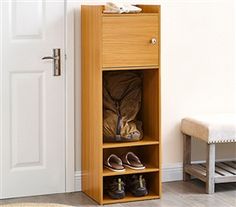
[0,180,235,207]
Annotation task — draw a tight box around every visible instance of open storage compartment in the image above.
[103,145,160,176]
[103,172,160,204]
[103,69,160,148]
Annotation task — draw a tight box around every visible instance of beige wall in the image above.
[74,0,236,175]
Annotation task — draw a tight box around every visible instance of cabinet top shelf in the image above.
[102,13,159,17]
[81,5,160,16]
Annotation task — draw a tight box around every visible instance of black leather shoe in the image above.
[105,177,125,199]
[127,175,148,197]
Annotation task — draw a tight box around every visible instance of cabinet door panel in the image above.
[102,15,159,68]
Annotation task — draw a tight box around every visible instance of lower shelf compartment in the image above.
[103,191,160,204]
[103,171,160,204]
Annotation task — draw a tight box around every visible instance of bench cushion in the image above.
[181,114,236,143]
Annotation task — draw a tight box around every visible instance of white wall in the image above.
[71,0,236,183]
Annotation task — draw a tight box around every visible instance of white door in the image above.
[0,0,66,198]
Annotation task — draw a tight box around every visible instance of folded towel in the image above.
[103,2,142,14]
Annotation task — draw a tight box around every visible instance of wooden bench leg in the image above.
[183,134,191,181]
[206,143,215,194]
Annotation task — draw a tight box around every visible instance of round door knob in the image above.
[150,38,157,45]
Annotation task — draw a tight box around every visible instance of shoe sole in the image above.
[131,189,148,197]
[104,165,126,172]
[108,191,125,199]
[123,164,145,170]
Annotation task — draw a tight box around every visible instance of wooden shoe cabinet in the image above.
[81,5,161,205]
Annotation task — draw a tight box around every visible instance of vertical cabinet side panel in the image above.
[158,5,162,198]
[81,6,103,204]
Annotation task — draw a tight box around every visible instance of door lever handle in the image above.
[42,48,61,76]
[42,56,59,60]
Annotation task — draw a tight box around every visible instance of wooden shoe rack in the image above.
[81,5,161,205]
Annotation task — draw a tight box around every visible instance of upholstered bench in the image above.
[181,114,236,194]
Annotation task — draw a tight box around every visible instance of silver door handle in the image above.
[42,48,61,76]
[42,56,59,60]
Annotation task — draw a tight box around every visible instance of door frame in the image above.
[65,0,75,192]
[0,0,3,198]
[0,0,75,196]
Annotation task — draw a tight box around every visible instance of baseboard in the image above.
[74,158,236,191]
[75,171,82,192]
[162,163,183,182]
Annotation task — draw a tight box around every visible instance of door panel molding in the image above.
[11,0,45,40]
[10,72,45,170]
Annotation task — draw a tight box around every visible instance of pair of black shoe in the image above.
[105,175,148,199]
